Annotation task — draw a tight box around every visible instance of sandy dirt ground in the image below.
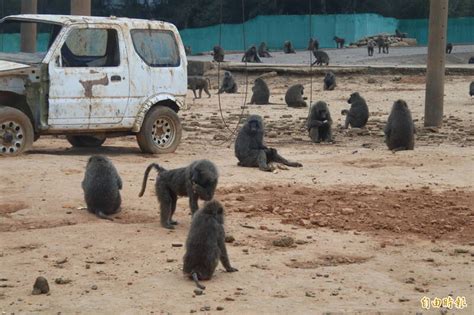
[1,69,474,314]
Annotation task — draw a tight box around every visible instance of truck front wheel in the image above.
[0,106,34,156]
[137,106,182,154]
[66,135,106,147]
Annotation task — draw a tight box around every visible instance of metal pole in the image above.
[71,0,91,16]
[424,0,449,127]
[20,0,37,53]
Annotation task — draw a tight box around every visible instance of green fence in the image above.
[179,14,474,54]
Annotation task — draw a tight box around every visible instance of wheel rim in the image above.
[151,116,176,149]
[0,120,25,154]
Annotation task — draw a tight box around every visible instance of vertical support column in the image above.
[424,0,449,127]
[20,0,37,53]
[71,0,91,16]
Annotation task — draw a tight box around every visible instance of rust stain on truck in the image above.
[79,75,109,98]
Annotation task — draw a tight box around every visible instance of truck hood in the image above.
[0,60,33,76]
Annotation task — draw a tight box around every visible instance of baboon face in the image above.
[245,115,263,135]
[251,46,257,53]
[191,169,218,201]
[348,92,359,104]
[318,108,328,120]
[393,99,408,111]
[224,71,230,78]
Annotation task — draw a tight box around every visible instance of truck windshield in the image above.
[0,19,62,64]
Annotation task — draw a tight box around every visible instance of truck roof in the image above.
[2,14,178,31]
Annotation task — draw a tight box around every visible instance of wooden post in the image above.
[71,0,91,16]
[20,0,37,53]
[424,0,449,127]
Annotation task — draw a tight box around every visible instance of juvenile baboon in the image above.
[249,78,270,104]
[213,45,225,62]
[469,57,474,64]
[383,41,390,54]
[469,81,474,97]
[188,76,211,99]
[258,42,272,58]
[376,36,385,53]
[367,39,375,56]
[185,45,192,56]
[312,50,330,66]
[283,41,296,54]
[395,29,407,39]
[307,101,333,143]
[82,155,122,220]
[183,200,238,290]
[138,160,219,229]
[446,43,453,54]
[307,38,319,51]
[235,115,302,172]
[323,72,336,91]
[342,92,369,128]
[333,36,345,49]
[285,84,307,108]
[242,45,261,63]
[384,100,415,152]
[218,71,238,94]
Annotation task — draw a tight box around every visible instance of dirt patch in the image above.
[0,202,28,216]
[286,255,372,269]
[220,185,474,243]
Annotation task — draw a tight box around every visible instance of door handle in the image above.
[111,75,122,82]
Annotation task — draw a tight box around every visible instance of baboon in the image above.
[249,78,270,104]
[342,92,369,128]
[307,101,333,143]
[285,84,307,108]
[383,41,390,54]
[188,76,211,99]
[218,71,238,94]
[185,45,192,56]
[384,100,415,152]
[395,29,407,39]
[333,36,345,49]
[242,45,261,63]
[138,160,219,229]
[469,81,474,97]
[446,43,453,54]
[213,45,224,62]
[307,38,319,51]
[469,57,474,64]
[311,50,330,66]
[323,72,336,91]
[367,39,375,56]
[283,41,296,54]
[376,36,385,54]
[183,200,238,290]
[234,115,302,172]
[258,42,272,58]
[82,155,122,221]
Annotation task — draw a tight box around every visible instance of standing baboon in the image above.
[183,200,238,290]
[384,100,415,152]
[323,72,336,91]
[235,115,302,172]
[446,43,453,54]
[469,57,474,64]
[185,46,192,56]
[469,81,474,97]
[188,76,211,99]
[333,36,345,49]
[218,71,238,94]
[285,84,307,108]
[242,45,261,63]
[342,92,369,128]
[307,101,333,143]
[258,42,272,58]
[367,39,375,56]
[383,41,390,54]
[283,41,296,54]
[82,155,122,220]
[312,50,330,66]
[395,29,407,39]
[307,38,319,51]
[138,160,219,229]
[213,45,225,62]
[249,78,270,105]
[376,36,385,54]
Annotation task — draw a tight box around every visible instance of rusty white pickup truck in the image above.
[0,14,187,155]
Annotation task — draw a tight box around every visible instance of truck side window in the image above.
[131,29,180,67]
[61,28,120,67]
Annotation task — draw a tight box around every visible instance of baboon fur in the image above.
[342,92,369,128]
[307,101,333,143]
[283,41,296,54]
[235,115,302,172]
[188,76,211,99]
[323,72,336,91]
[242,46,261,63]
[213,45,225,62]
[183,200,238,290]
[285,84,307,108]
[384,99,415,151]
[446,43,453,54]
[138,160,219,229]
[333,36,345,49]
[258,42,272,58]
[82,155,122,220]
[218,71,238,94]
[308,37,319,51]
[367,39,375,56]
[249,78,270,104]
[311,50,330,66]
[470,81,474,97]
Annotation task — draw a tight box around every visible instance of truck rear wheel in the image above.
[0,106,34,156]
[66,135,106,147]
[137,106,182,154]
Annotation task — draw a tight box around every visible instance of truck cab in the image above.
[0,14,187,155]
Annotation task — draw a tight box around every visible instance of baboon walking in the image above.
[333,36,345,49]
[188,76,211,99]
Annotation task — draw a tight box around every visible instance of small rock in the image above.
[200,306,211,312]
[341,208,355,215]
[330,290,339,296]
[225,235,235,243]
[236,196,245,201]
[454,248,468,254]
[305,291,316,298]
[91,285,98,290]
[32,277,49,295]
[405,277,415,284]
[225,297,235,301]
[166,258,176,263]
[194,289,203,296]
[171,243,183,247]
[216,306,224,311]
[272,236,294,247]
[54,278,72,285]
[398,297,410,302]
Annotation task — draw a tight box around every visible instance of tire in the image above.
[137,106,182,154]
[66,135,106,147]
[0,106,34,155]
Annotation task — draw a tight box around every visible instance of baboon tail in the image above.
[192,272,206,290]
[138,163,165,197]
